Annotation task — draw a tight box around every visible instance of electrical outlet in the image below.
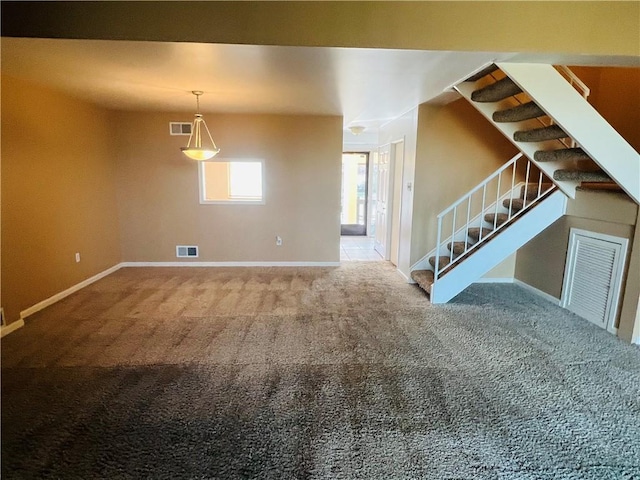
[75,252,81,263]
[276,236,283,246]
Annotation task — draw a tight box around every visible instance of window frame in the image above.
[198,158,266,205]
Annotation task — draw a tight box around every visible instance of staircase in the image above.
[411,63,639,303]
[455,63,639,203]
[411,154,566,303]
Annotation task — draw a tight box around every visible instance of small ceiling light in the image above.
[349,125,366,135]
[181,91,220,161]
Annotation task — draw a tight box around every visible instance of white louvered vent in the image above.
[169,122,192,136]
[176,245,199,258]
[561,229,628,332]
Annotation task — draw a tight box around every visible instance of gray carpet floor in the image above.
[2,263,640,479]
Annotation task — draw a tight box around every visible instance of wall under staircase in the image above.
[411,63,639,304]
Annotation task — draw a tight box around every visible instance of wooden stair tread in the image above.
[502,198,524,211]
[411,269,434,294]
[534,148,591,163]
[465,64,499,82]
[471,77,522,103]
[447,241,472,255]
[521,183,553,200]
[429,255,454,270]
[553,169,611,182]
[467,227,493,241]
[493,101,545,123]
[514,124,568,142]
[484,212,509,227]
[576,182,623,192]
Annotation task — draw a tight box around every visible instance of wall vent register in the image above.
[176,245,199,258]
[169,122,192,136]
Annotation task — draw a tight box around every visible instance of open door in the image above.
[389,140,404,266]
[374,145,390,257]
[340,153,369,235]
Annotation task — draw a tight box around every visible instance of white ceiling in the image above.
[3,38,635,130]
[1,37,516,129]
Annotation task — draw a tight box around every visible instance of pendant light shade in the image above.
[181,91,220,161]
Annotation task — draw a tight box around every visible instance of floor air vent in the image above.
[561,229,628,333]
[176,245,199,258]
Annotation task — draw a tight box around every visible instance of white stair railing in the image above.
[553,66,589,148]
[433,153,556,282]
[555,66,590,100]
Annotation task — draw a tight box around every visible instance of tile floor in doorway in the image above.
[340,235,384,262]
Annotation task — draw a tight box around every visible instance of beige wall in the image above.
[570,66,640,151]
[514,191,638,338]
[3,2,638,57]
[378,108,419,278]
[1,76,121,324]
[115,112,342,263]
[618,219,640,342]
[412,100,519,275]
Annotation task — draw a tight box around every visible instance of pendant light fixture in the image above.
[181,91,220,161]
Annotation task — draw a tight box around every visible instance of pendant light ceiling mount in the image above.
[181,90,220,161]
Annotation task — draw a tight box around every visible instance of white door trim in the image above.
[390,138,405,267]
[561,228,628,334]
[374,143,391,259]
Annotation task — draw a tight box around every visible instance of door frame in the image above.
[340,152,370,236]
[374,140,405,262]
[374,143,392,259]
[561,228,628,334]
[389,139,405,266]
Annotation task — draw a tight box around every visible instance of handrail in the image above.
[433,154,556,282]
[437,153,523,220]
[556,65,590,100]
[429,64,587,280]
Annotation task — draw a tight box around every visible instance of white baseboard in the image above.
[20,263,124,320]
[1,319,25,338]
[633,335,639,346]
[396,268,410,283]
[513,279,561,306]
[120,261,341,268]
[474,277,514,284]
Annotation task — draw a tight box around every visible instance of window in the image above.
[199,159,264,204]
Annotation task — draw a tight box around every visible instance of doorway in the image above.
[373,140,404,264]
[389,140,405,266]
[340,152,369,236]
[374,145,390,257]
